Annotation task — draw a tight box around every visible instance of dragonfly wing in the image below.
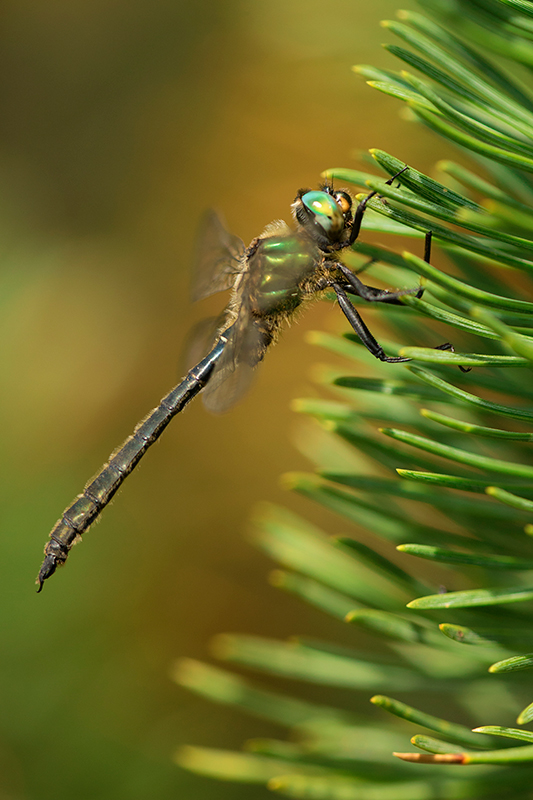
[191,209,245,302]
[201,305,266,414]
[201,358,255,414]
[182,315,226,371]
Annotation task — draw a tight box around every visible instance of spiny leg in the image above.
[340,175,469,370]
[340,165,423,302]
[414,231,470,371]
[424,230,432,264]
[331,231,459,367]
[348,166,408,247]
[335,262,423,304]
[335,279,412,305]
[328,165,417,361]
[332,281,411,363]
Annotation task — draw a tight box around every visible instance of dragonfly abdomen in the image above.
[37,335,228,590]
[38,406,179,588]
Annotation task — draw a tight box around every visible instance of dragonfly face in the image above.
[293,186,353,250]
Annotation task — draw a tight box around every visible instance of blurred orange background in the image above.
[0,1,452,797]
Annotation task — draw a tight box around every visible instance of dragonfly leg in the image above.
[433,341,472,373]
[331,281,411,363]
[424,230,432,263]
[333,175,468,370]
[348,166,408,247]
[335,262,423,305]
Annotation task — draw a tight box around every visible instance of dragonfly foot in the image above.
[434,342,472,373]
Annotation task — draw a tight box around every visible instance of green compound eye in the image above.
[301,190,344,237]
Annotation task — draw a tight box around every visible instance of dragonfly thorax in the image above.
[251,233,318,316]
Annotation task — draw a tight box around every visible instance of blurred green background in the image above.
[0,1,452,797]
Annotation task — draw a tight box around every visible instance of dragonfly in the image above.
[36,165,438,591]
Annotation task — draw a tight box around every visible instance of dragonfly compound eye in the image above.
[301,190,344,238]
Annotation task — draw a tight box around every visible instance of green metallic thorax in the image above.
[250,234,319,316]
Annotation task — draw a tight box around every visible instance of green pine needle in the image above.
[179,4,533,797]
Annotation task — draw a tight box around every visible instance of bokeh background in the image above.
[0,1,454,797]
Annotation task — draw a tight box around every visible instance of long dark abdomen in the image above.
[37,337,227,591]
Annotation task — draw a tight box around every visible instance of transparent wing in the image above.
[201,302,266,414]
[201,351,255,414]
[191,209,245,302]
[201,242,276,414]
[181,315,224,372]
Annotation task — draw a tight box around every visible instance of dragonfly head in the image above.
[292,186,353,250]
